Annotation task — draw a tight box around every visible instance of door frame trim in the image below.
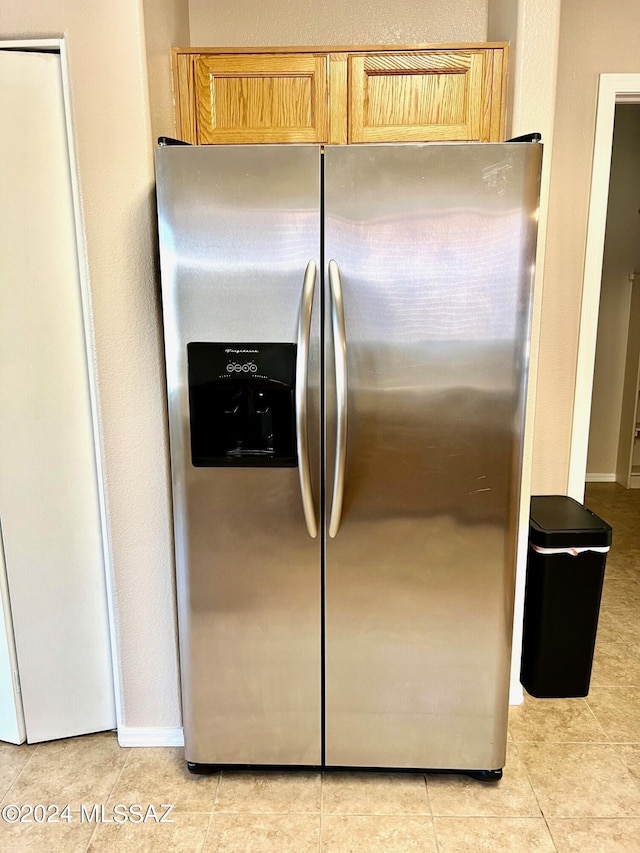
[568,74,640,498]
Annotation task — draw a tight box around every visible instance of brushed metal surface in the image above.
[156,145,322,765]
[296,260,318,539]
[323,143,542,769]
[328,260,348,539]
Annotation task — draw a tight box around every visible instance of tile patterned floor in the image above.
[1,483,639,851]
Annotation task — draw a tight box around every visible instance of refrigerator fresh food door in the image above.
[323,143,542,770]
[156,145,322,765]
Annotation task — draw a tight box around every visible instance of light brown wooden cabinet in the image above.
[173,44,507,145]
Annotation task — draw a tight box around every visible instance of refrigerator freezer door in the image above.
[323,143,541,770]
[156,145,322,765]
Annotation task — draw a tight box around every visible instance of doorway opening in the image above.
[585,104,640,489]
[568,75,640,499]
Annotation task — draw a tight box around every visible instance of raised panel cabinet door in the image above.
[349,49,505,143]
[193,53,329,143]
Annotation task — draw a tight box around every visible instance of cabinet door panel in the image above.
[194,54,328,143]
[349,51,501,143]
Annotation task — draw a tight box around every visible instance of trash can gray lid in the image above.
[530,495,612,549]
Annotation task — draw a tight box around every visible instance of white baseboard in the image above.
[509,682,524,705]
[585,473,616,482]
[117,726,184,748]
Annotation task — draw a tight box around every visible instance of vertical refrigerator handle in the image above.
[296,260,318,539]
[328,260,347,539]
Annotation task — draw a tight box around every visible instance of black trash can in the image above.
[520,495,612,698]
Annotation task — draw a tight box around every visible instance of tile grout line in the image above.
[82,814,101,853]
[424,773,444,853]
[583,689,613,744]
[585,683,640,745]
[431,813,443,853]
[211,770,222,812]
[104,743,133,802]
[423,771,432,816]
[203,769,222,848]
[603,740,640,799]
[82,740,133,853]
[0,742,40,803]
[540,812,560,852]
[509,741,559,852]
[319,770,324,852]
[200,808,217,853]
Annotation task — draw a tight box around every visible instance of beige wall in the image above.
[143,0,190,141]
[488,0,560,701]
[0,0,187,730]
[587,106,640,478]
[486,0,561,516]
[533,0,640,493]
[188,0,487,46]
[486,0,517,135]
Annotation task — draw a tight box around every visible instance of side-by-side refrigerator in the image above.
[155,140,542,777]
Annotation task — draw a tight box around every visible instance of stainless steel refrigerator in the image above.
[155,140,542,778]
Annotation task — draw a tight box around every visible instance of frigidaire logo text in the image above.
[225,349,258,354]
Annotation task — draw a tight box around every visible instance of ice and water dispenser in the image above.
[187,343,297,467]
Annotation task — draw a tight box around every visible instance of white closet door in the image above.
[0,49,116,742]
[0,524,25,744]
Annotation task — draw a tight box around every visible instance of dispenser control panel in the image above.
[187,342,297,467]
